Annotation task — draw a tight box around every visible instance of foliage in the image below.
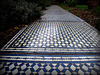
[64,0,79,7]
[78,0,87,5]
[35,0,54,9]
[0,0,54,29]
[0,0,43,29]
[58,4,72,12]
[76,5,88,10]
[96,6,100,14]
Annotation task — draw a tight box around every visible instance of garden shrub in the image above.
[35,0,53,9]
[64,0,79,7]
[0,0,54,30]
[14,0,42,24]
[0,0,42,29]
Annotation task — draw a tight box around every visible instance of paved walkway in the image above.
[0,5,100,75]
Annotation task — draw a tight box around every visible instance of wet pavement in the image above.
[0,5,100,75]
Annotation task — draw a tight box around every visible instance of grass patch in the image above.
[76,5,88,10]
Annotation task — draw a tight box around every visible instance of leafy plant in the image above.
[35,0,53,9]
[0,0,42,29]
[58,4,72,12]
[64,0,79,7]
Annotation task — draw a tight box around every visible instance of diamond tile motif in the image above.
[91,70,97,75]
[70,65,76,71]
[12,69,18,75]
[0,64,3,68]
[52,70,58,75]
[33,64,39,71]
[78,70,84,75]
[21,65,26,70]
[38,70,44,75]
[25,69,31,75]
[9,64,14,70]
[0,61,100,75]
[82,65,88,71]
[65,70,71,75]
[45,65,51,71]
[58,65,64,71]
[94,65,100,70]
[1,68,6,75]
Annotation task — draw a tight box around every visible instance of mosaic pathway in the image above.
[0,54,100,75]
[0,5,100,75]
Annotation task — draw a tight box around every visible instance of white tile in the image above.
[33,64,39,71]
[9,64,14,70]
[70,65,76,71]
[65,70,71,75]
[12,69,18,75]
[52,70,58,75]
[82,65,88,71]
[58,65,64,71]
[78,70,84,75]
[21,65,26,70]
[45,65,51,71]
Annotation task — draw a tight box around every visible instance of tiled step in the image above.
[0,54,100,62]
[0,54,100,75]
[1,61,100,75]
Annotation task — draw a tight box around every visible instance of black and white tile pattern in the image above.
[0,5,100,75]
[1,22,100,53]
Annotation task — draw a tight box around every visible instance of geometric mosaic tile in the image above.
[41,5,84,22]
[1,5,100,54]
[0,5,100,75]
[1,21,100,53]
[0,61,100,75]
